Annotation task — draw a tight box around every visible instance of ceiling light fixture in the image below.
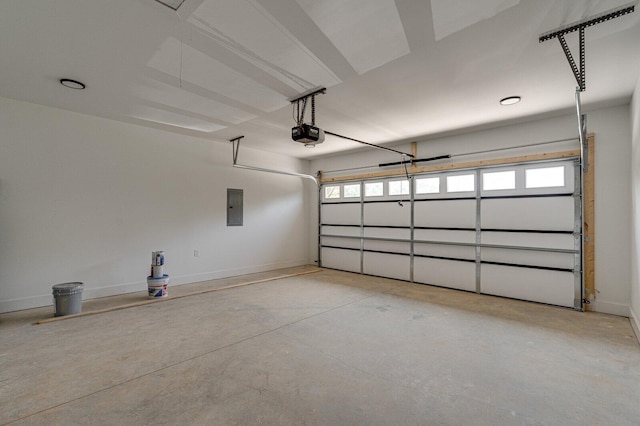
[60,79,86,90]
[500,96,521,105]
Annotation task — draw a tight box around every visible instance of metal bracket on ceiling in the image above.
[539,2,636,92]
[289,87,327,104]
[230,136,244,165]
[290,87,326,127]
[558,29,586,92]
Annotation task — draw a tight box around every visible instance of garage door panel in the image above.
[481,264,575,308]
[482,232,574,250]
[363,252,410,281]
[321,247,360,273]
[481,248,575,269]
[322,236,360,250]
[482,197,574,230]
[321,226,360,237]
[363,241,410,254]
[415,200,476,228]
[364,203,410,226]
[414,243,476,261]
[414,229,475,244]
[322,203,360,225]
[414,258,476,292]
[364,228,410,240]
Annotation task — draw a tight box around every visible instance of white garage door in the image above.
[319,160,582,309]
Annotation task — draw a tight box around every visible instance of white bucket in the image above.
[151,264,164,278]
[147,275,169,299]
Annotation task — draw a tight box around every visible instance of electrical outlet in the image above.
[194,249,199,257]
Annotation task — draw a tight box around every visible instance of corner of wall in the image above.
[630,73,640,344]
[592,301,630,317]
[630,307,640,345]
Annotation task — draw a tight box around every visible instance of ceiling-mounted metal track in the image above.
[539,2,636,92]
[324,131,414,158]
[288,87,414,158]
[230,136,318,185]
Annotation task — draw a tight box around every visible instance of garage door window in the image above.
[526,166,565,189]
[446,174,475,193]
[365,182,384,197]
[325,185,340,199]
[416,177,440,194]
[483,170,516,191]
[389,180,410,195]
[343,184,361,198]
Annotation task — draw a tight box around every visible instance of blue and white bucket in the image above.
[147,275,169,299]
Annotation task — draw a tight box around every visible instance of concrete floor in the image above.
[1,266,639,425]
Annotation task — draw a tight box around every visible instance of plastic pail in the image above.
[52,282,84,316]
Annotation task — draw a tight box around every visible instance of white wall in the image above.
[310,104,632,316]
[630,76,640,339]
[0,97,311,313]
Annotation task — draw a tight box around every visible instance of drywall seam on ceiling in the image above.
[246,0,342,86]
[430,0,520,40]
[294,0,411,74]
[189,0,341,92]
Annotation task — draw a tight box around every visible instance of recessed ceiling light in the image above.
[500,96,521,105]
[60,79,86,90]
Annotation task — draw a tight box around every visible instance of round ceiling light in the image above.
[60,79,86,90]
[500,96,521,106]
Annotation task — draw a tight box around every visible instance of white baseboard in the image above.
[168,259,309,286]
[0,294,54,314]
[630,308,640,345]
[0,259,309,314]
[591,300,630,317]
[82,280,148,300]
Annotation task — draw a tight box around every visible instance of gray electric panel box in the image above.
[227,188,243,226]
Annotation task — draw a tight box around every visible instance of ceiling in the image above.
[1,0,639,159]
